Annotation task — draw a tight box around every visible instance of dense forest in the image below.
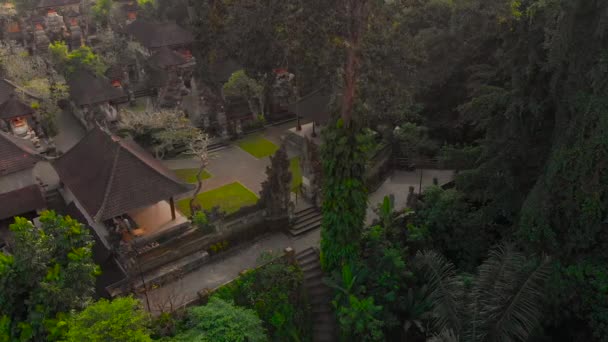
[1,0,607,341]
[187,0,608,340]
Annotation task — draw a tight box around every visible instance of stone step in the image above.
[296,250,319,266]
[293,209,322,223]
[294,207,319,219]
[304,268,324,281]
[289,220,322,237]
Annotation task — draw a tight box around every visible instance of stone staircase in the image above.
[44,188,66,212]
[297,247,336,342]
[289,206,322,236]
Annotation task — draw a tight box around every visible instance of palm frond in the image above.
[428,328,459,342]
[467,243,522,341]
[414,250,463,335]
[484,255,552,342]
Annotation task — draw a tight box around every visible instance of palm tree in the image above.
[415,244,551,342]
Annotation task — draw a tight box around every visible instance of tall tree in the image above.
[0,211,99,341]
[320,0,372,271]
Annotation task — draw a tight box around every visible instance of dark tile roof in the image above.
[37,0,80,8]
[0,131,41,176]
[0,95,34,120]
[0,185,45,220]
[67,69,125,106]
[0,80,16,104]
[53,127,193,221]
[125,20,194,49]
[288,88,335,124]
[148,47,187,68]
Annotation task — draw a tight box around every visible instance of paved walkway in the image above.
[165,144,271,198]
[366,169,454,224]
[53,109,85,154]
[142,228,321,313]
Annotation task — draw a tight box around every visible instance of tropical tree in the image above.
[118,108,203,159]
[171,297,267,342]
[414,244,551,341]
[0,211,99,341]
[223,70,265,117]
[64,297,151,342]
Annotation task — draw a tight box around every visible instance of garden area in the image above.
[176,182,259,216]
[236,135,279,158]
[173,169,212,184]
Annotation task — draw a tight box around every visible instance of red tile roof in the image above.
[0,185,45,220]
[53,127,193,221]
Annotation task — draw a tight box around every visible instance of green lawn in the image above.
[177,182,259,216]
[237,135,279,158]
[290,157,302,192]
[174,168,212,184]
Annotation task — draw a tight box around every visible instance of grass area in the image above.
[174,168,212,184]
[237,135,278,158]
[290,157,302,192]
[177,182,259,216]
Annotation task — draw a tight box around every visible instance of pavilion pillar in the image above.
[169,197,176,220]
[311,121,317,137]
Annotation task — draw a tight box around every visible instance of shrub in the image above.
[171,297,266,342]
[213,258,310,340]
[192,211,215,235]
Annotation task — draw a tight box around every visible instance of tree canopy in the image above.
[0,211,99,341]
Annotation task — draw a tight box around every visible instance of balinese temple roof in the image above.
[148,47,187,68]
[67,69,125,106]
[288,88,336,124]
[0,95,34,120]
[125,20,194,49]
[53,127,193,221]
[0,185,45,220]
[36,0,80,9]
[0,130,42,176]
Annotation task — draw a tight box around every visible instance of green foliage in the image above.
[213,258,309,340]
[92,0,112,25]
[438,145,482,171]
[0,211,98,340]
[192,211,215,235]
[414,244,552,341]
[65,297,151,342]
[49,43,107,76]
[171,297,267,342]
[223,70,265,115]
[321,122,370,271]
[394,122,439,160]
[415,186,491,271]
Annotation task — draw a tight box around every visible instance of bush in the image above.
[192,211,215,235]
[213,258,310,341]
[171,297,267,342]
